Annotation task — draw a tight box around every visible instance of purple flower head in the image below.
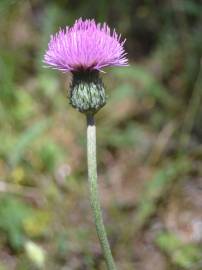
[43,18,128,72]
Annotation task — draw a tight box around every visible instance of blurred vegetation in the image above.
[0,0,202,269]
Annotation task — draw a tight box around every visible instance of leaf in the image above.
[8,119,50,167]
[134,158,191,231]
[112,66,177,108]
[0,196,33,250]
[156,232,201,269]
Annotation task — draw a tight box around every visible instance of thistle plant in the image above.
[44,18,128,270]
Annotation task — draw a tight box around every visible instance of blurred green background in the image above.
[0,0,202,269]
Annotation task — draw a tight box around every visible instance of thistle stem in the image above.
[86,114,117,270]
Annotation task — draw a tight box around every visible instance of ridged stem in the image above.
[86,114,117,270]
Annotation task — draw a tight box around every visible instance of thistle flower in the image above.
[44,18,128,72]
[44,18,128,114]
[43,19,128,270]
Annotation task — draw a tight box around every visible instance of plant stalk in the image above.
[86,113,117,270]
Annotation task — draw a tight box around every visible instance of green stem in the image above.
[86,114,117,270]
